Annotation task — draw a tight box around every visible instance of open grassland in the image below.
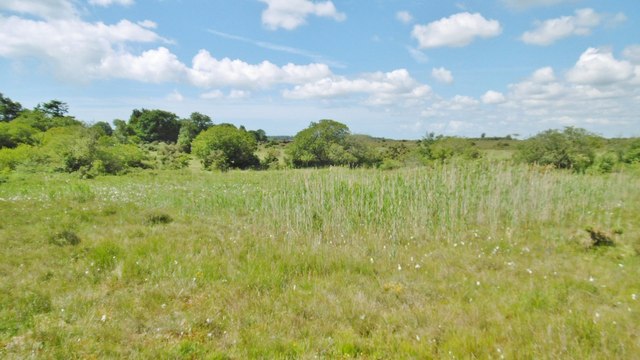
[1,161,639,358]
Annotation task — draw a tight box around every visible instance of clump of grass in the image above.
[585,226,615,248]
[144,211,173,225]
[49,229,81,246]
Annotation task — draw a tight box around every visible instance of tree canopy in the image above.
[0,93,23,122]
[191,124,259,170]
[128,109,181,143]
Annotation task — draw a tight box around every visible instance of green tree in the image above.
[12,109,82,131]
[177,112,213,152]
[0,93,23,122]
[517,127,600,172]
[36,100,69,118]
[128,109,181,143]
[90,121,113,137]
[286,119,352,168]
[248,129,268,143]
[192,124,259,170]
[0,122,38,149]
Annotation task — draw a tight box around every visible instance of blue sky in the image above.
[1,0,639,138]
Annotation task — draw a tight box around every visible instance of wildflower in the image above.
[100,314,107,322]
[632,294,637,301]
[397,264,402,271]
[526,269,533,274]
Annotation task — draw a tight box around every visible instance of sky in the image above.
[0,0,639,139]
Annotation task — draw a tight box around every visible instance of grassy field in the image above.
[1,161,639,358]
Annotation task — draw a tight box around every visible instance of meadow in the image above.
[1,160,639,358]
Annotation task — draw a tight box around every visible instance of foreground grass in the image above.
[1,161,639,358]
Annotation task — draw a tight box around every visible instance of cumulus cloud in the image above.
[521,8,602,46]
[0,15,168,81]
[566,48,634,86]
[412,12,501,48]
[283,69,431,106]
[89,0,135,7]
[187,50,332,89]
[0,0,78,19]
[481,90,506,104]
[259,0,346,30]
[431,67,453,84]
[396,11,413,24]
[407,47,428,63]
[98,47,188,83]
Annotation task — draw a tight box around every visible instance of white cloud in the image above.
[0,15,167,81]
[259,0,346,30]
[431,67,453,84]
[187,50,332,89]
[166,90,184,102]
[623,45,640,63]
[228,90,251,99]
[407,47,428,63]
[412,12,501,48]
[98,47,188,83]
[89,0,134,7]
[283,69,431,106]
[396,11,413,24]
[137,20,157,29]
[0,0,78,19]
[482,90,506,104]
[566,48,634,86]
[501,0,575,10]
[521,8,602,46]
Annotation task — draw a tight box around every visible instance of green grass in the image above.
[1,161,639,358]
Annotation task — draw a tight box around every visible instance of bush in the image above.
[287,120,379,168]
[517,127,600,172]
[421,134,480,161]
[624,139,640,164]
[192,124,259,170]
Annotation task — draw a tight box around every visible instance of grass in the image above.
[1,160,639,358]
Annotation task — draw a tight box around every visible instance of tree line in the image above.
[2,91,640,177]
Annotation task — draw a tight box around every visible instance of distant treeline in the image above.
[2,92,639,177]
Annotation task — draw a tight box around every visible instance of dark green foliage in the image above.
[421,133,480,161]
[0,92,23,121]
[35,100,69,118]
[49,230,81,246]
[145,212,173,225]
[585,227,614,247]
[517,127,600,172]
[129,109,181,143]
[249,129,268,143]
[192,124,259,170]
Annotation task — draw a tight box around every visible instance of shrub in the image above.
[517,127,600,172]
[421,134,480,161]
[192,124,259,170]
[49,230,81,246]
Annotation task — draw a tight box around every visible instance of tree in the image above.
[12,109,82,131]
[0,93,23,122]
[517,127,600,172]
[177,112,213,152]
[249,129,268,143]
[128,109,181,143]
[36,100,69,118]
[191,124,259,170]
[286,119,351,168]
[90,121,113,137]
